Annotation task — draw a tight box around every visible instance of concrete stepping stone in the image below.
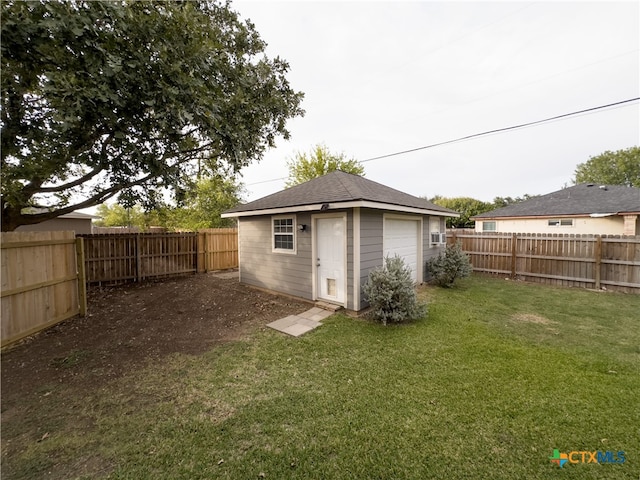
[267,308,331,337]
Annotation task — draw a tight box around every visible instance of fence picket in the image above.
[1,231,80,347]
[447,230,639,293]
[78,229,238,285]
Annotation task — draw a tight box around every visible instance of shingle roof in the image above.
[225,171,458,215]
[473,184,640,219]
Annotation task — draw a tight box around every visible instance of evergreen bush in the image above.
[362,255,427,325]
[426,241,472,287]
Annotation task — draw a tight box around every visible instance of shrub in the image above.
[426,241,472,287]
[362,255,427,325]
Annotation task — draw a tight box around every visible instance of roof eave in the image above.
[222,200,459,218]
[472,212,640,220]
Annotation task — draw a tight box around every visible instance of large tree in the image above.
[574,146,640,187]
[285,144,364,187]
[1,0,304,231]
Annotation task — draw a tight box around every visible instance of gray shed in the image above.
[222,171,458,311]
[15,211,98,235]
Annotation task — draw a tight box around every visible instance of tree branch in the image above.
[37,164,105,193]
[3,173,157,230]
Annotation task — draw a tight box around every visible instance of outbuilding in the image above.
[222,171,458,311]
[15,211,98,235]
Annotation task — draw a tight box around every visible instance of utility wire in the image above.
[359,97,639,163]
[245,97,639,186]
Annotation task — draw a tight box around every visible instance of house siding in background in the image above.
[475,215,634,235]
[473,184,640,236]
[15,212,96,234]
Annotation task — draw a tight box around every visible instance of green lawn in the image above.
[4,276,639,479]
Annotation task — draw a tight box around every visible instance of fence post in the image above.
[510,233,517,278]
[135,233,142,282]
[75,237,87,316]
[594,235,602,289]
[197,231,206,273]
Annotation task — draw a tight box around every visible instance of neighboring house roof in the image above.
[223,171,459,217]
[473,184,640,219]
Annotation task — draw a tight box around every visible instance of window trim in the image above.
[548,218,574,227]
[272,215,297,254]
[482,221,497,232]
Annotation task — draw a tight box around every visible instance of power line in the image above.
[246,176,287,186]
[359,97,639,164]
[245,97,639,186]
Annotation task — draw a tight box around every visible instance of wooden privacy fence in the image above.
[79,229,238,285]
[1,231,87,347]
[448,231,640,293]
[198,228,239,272]
[0,228,237,346]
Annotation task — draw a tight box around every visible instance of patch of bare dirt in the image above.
[1,272,311,403]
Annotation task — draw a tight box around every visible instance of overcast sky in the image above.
[231,0,639,203]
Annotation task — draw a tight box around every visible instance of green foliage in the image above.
[162,175,242,230]
[426,242,472,287]
[430,196,494,228]
[574,146,640,187]
[96,175,242,231]
[94,204,158,230]
[285,144,364,187]
[1,0,304,231]
[362,255,427,325]
[491,194,537,209]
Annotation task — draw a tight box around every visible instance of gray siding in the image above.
[239,209,449,311]
[423,216,446,280]
[345,210,354,310]
[239,213,313,300]
[358,211,447,310]
[358,209,384,309]
[17,218,93,234]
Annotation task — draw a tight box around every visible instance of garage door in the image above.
[384,218,419,282]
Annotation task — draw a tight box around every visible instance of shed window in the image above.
[273,216,296,253]
[482,221,496,232]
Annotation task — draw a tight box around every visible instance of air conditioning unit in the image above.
[431,232,447,245]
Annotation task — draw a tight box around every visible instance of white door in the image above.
[384,218,419,282]
[316,217,345,304]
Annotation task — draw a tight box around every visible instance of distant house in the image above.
[472,184,640,235]
[16,211,98,235]
[222,171,459,311]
